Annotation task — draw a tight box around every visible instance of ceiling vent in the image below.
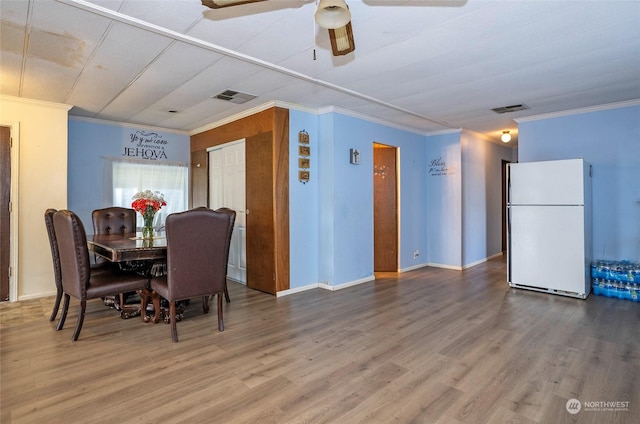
[491,104,530,114]
[212,89,257,104]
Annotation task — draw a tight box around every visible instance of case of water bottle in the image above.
[591,260,640,302]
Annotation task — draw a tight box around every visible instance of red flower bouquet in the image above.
[131,190,166,238]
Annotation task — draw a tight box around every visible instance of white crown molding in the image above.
[274,100,319,115]
[0,95,72,111]
[191,100,436,136]
[317,105,430,136]
[69,115,189,135]
[515,99,640,123]
[428,128,463,137]
[189,101,279,135]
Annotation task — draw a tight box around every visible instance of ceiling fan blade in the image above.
[201,0,268,9]
[328,22,355,56]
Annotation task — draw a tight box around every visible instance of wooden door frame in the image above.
[373,142,399,272]
[501,159,511,252]
[1,123,20,302]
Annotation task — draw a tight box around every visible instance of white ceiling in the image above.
[1,0,639,144]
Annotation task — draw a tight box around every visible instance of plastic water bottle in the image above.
[628,282,639,302]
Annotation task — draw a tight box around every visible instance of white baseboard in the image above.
[277,254,503,297]
[398,263,429,273]
[429,252,504,271]
[319,275,375,292]
[277,275,375,296]
[462,252,504,269]
[17,290,58,301]
[276,283,319,297]
[427,262,463,271]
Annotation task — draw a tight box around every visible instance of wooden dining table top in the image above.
[87,232,167,263]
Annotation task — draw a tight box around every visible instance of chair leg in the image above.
[56,294,70,331]
[224,282,230,303]
[71,300,86,341]
[202,296,210,314]
[49,287,63,322]
[217,293,224,332]
[140,289,150,323]
[170,301,178,343]
[151,291,161,324]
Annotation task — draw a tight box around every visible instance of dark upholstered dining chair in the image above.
[214,207,236,303]
[146,208,232,342]
[45,209,110,322]
[53,209,149,341]
[91,207,140,308]
[44,209,64,322]
[91,207,137,263]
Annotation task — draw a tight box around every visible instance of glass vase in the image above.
[142,212,155,239]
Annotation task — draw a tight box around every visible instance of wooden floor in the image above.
[1,257,638,424]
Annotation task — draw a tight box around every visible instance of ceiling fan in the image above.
[201,0,356,56]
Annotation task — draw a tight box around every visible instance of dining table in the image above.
[87,232,171,321]
[88,232,167,263]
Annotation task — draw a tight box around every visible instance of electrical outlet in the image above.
[413,249,419,259]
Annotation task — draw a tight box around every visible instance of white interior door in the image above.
[208,140,246,284]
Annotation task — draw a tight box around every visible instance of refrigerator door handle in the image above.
[506,164,511,205]
[507,205,512,282]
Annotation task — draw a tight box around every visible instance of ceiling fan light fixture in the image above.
[501,131,512,143]
[315,0,351,29]
[329,22,355,56]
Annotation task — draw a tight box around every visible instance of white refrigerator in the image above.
[507,159,592,299]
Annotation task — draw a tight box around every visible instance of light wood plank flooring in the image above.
[1,257,638,423]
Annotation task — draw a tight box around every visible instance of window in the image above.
[111,160,188,229]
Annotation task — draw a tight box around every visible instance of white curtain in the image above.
[105,158,188,230]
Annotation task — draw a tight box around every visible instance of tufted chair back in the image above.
[92,207,137,235]
[91,207,137,266]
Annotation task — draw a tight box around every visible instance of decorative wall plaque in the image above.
[298,130,311,183]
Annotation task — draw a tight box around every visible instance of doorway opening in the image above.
[373,142,399,272]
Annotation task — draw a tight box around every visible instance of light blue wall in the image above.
[67,110,516,293]
[462,131,513,266]
[517,103,640,261]
[67,118,190,228]
[291,110,428,287]
[426,132,462,267]
[289,110,319,289]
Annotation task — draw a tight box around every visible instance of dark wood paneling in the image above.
[246,132,275,294]
[190,108,277,152]
[273,108,290,293]
[0,126,10,301]
[190,107,290,294]
[190,149,208,209]
[373,144,398,272]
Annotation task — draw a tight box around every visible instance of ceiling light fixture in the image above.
[329,22,355,56]
[501,131,512,143]
[315,0,351,29]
